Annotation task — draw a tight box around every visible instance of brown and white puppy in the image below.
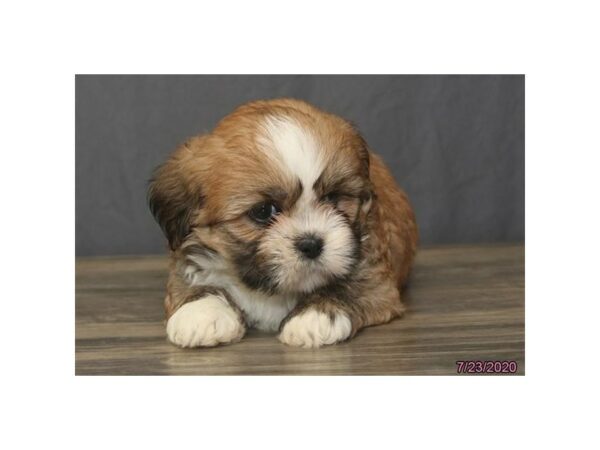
[148,98,418,348]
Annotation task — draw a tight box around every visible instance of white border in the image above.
[1,1,599,448]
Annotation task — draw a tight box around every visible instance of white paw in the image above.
[166,295,245,348]
[278,309,352,348]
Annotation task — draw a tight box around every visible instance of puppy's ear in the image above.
[148,141,205,250]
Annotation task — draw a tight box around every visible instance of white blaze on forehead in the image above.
[256,116,358,294]
[260,116,324,197]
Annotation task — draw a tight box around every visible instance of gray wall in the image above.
[75,75,524,256]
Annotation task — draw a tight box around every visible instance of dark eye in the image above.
[322,192,340,204]
[248,201,281,224]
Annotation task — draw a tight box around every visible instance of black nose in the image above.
[295,235,324,259]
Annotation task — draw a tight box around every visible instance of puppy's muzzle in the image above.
[295,234,324,259]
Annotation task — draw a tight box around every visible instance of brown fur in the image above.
[149,98,418,345]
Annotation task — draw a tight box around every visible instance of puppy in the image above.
[148,98,418,348]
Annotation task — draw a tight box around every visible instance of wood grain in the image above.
[75,244,525,375]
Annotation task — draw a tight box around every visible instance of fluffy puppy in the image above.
[148,98,418,348]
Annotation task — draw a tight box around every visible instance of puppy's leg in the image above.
[278,307,353,348]
[278,275,403,348]
[165,286,246,348]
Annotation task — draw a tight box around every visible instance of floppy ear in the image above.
[148,142,205,250]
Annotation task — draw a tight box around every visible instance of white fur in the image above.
[263,207,355,293]
[227,282,297,331]
[183,254,297,332]
[174,116,354,335]
[183,250,228,287]
[257,116,356,293]
[278,309,352,348]
[260,117,324,202]
[166,295,245,348]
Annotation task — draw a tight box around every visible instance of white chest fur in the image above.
[182,254,297,332]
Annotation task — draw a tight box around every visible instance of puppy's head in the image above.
[149,98,373,295]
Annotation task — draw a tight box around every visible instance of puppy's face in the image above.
[149,99,373,295]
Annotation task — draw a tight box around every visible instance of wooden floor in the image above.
[76,244,524,375]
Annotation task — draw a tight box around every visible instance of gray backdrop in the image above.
[75,75,524,256]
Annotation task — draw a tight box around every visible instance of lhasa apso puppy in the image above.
[148,98,418,348]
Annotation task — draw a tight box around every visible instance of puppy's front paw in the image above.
[278,309,352,348]
[166,295,245,348]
